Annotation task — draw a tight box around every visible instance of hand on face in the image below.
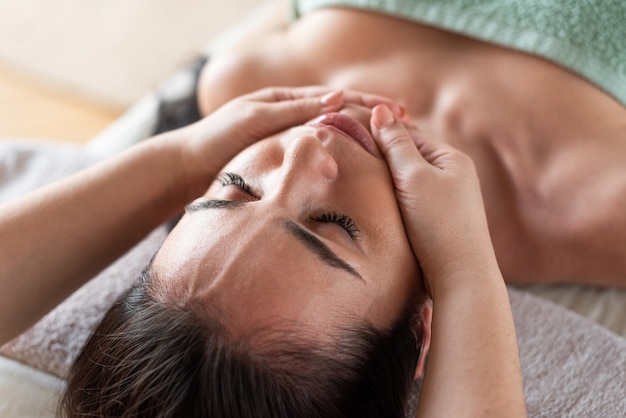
[370,105,496,297]
[178,86,405,195]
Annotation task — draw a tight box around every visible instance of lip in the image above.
[307,113,380,157]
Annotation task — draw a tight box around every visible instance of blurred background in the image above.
[0,0,265,143]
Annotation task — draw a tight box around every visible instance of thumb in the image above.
[370,105,429,173]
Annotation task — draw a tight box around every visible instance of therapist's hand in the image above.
[370,104,498,297]
[178,86,405,198]
[179,86,341,191]
[181,86,404,198]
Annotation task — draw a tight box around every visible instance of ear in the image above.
[413,300,432,380]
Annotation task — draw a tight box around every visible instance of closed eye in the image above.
[218,172,256,197]
[314,211,360,240]
[218,172,360,241]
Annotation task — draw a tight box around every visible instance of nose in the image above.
[273,134,338,202]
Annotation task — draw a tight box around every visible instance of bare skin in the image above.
[0,87,372,344]
[0,89,526,416]
[198,6,626,286]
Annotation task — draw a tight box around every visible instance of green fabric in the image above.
[291,0,626,107]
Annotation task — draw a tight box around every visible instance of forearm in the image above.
[416,264,527,417]
[0,85,349,344]
[0,133,199,343]
[368,102,526,416]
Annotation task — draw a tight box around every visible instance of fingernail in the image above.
[373,105,396,128]
[393,104,407,118]
[320,90,342,107]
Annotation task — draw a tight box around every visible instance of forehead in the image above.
[151,206,374,334]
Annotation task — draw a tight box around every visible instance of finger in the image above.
[406,125,465,170]
[242,86,336,102]
[370,105,429,170]
[342,90,407,119]
[249,92,345,136]
[406,125,438,159]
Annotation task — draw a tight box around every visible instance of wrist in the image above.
[156,129,215,204]
[431,263,504,300]
[424,242,504,300]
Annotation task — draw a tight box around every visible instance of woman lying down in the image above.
[0,87,525,416]
[3,0,626,416]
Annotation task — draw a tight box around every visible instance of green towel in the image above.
[292,0,626,107]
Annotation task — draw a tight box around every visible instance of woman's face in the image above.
[152,105,422,337]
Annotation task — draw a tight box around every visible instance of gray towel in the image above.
[1,140,625,417]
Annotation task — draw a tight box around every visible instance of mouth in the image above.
[307,113,380,157]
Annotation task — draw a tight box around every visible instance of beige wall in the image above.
[0,0,265,108]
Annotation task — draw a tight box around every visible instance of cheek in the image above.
[352,161,396,202]
[373,254,420,318]
[358,178,406,245]
[366,203,419,303]
[364,266,418,329]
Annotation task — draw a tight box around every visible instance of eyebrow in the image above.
[186,200,245,212]
[283,220,364,281]
[185,199,363,280]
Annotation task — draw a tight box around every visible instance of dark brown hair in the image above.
[60,268,425,417]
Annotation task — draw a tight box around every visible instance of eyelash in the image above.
[315,212,360,240]
[218,172,359,239]
[219,172,252,195]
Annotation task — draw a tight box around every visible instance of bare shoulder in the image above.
[197,0,304,116]
[508,125,626,287]
[574,129,626,285]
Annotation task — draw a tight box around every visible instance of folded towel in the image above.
[0,140,100,204]
[2,140,625,416]
[3,227,625,416]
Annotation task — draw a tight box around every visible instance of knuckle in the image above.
[455,152,476,169]
[391,159,426,180]
[402,165,424,180]
[242,104,266,121]
[272,89,290,102]
[292,100,315,119]
[381,129,412,148]
[261,86,277,97]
